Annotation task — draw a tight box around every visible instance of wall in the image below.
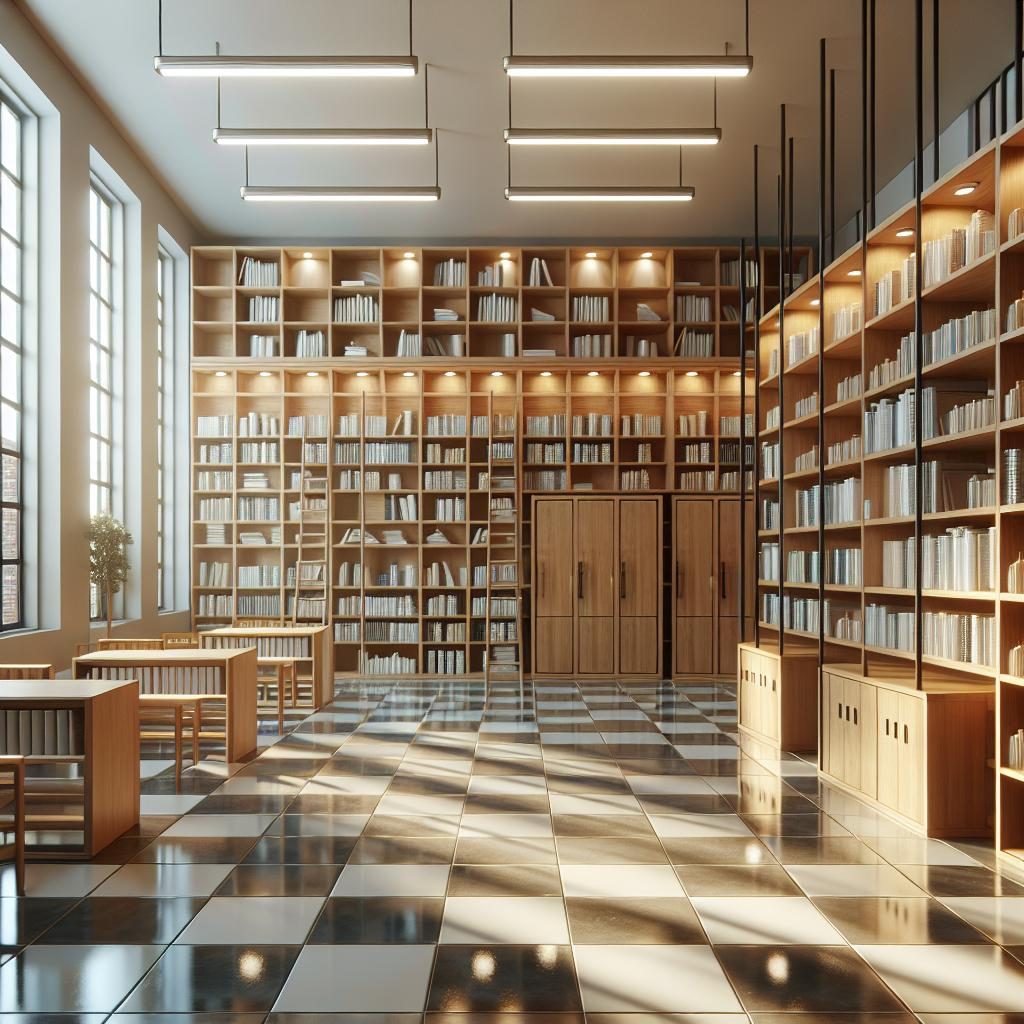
[0,0,200,669]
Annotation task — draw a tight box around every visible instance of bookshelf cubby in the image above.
[192,364,754,680]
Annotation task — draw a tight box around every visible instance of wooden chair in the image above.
[96,638,164,651]
[257,657,297,733]
[0,756,26,896]
[73,643,92,659]
[235,618,283,628]
[162,631,199,649]
[0,665,55,680]
[139,697,202,786]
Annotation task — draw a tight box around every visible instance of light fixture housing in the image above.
[638,370,651,377]
[732,370,742,376]
[355,371,370,378]
[214,370,227,377]
[540,370,552,377]
[503,55,752,78]
[847,269,862,277]
[490,370,504,377]
[685,370,699,377]
[585,251,598,259]
[155,55,419,77]
[506,186,693,203]
[499,251,512,259]
[402,371,415,377]
[504,127,720,146]
[443,370,457,377]
[810,298,820,307]
[953,182,978,196]
[302,251,313,259]
[895,228,914,238]
[640,251,653,259]
[258,370,272,377]
[586,370,599,377]
[306,371,319,377]
[241,186,440,203]
[403,251,416,259]
[213,127,432,146]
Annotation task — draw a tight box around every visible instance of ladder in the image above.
[483,394,524,686]
[290,426,329,626]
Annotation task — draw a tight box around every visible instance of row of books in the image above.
[525,443,564,464]
[922,307,996,365]
[718,440,753,464]
[795,477,860,527]
[426,593,462,616]
[197,443,233,464]
[426,649,467,675]
[365,442,415,465]
[621,414,663,437]
[572,295,610,322]
[571,333,613,358]
[239,256,279,287]
[873,258,915,317]
[877,460,995,518]
[360,652,417,675]
[237,497,281,521]
[720,414,755,437]
[476,261,509,287]
[426,621,467,642]
[864,388,915,453]
[675,294,712,322]
[868,337,914,392]
[248,334,277,358]
[786,326,819,367]
[921,210,995,289]
[197,415,234,437]
[761,442,780,479]
[239,412,280,438]
[794,393,818,419]
[836,372,862,403]
[793,446,818,472]
[922,384,995,439]
[573,443,613,464]
[197,471,233,490]
[333,295,378,323]
[676,329,714,357]
[476,294,518,322]
[832,301,862,341]
[882,526,995,592]
[286,415,329,437]
[433,258,466,286]
[197,561,230,587]
[827,435,862,465]
[527,257,555,286]
[678,470,716,491]
[237,565,282,588]
[246,296,278,323]
[236,594,281,617]
[204,635,311,658]
[294,330,326,357]
[572,413,613,437]
[197,498,232,522]
[424,444,466,464]
[240,442,278,463]
[681,441,713,464]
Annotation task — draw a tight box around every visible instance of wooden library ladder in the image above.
[483,395,524,687]
[290,429,328,626]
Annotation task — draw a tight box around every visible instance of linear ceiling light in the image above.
[505,186,694,202]
[503,55,751,78]
[155,55,418,77]
[214,128,432,146]
[504,128,720,146]
[241,185,440,202]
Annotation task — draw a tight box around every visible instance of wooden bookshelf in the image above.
[192,244,811,364]
[191,364,754,679]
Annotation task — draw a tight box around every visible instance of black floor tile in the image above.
[36,897,204,944]
[130,837,260,863]
[214,864,341,896]
[308,896,443,943]
[241,836,357,865]
[897,864,1024,896]
[447,864,562,896]
[565,896,706,943]
[812,896,992,943]
[0,898,77,953]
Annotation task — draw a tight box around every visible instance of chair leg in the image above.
[276,666,285,734]
[173,707,183,788]
[194,703,203,764]
[15,762,25,897]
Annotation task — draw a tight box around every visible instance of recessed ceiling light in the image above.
[306,371,319,377]
[895,227,914,238]
[258,370,272,377]
[402,371,415,377]
[355,371,370,378]
[847,269,862,277]
[443,370,457,377]
[640,251,653,259]
[302,251,313,259]
[403,251,416,259]
[499,251,512,259]
[810,298,820,307]
[585,251,598,259]
[491,370,504,377]
[215,371,227,377]
[733,370,742,376]
[540,371,552,377]
[685,370,699,377]
[638,370,651,377]
[587,370,599,377]
[953,181,978,196]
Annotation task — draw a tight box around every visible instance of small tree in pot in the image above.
[87,513,133,638]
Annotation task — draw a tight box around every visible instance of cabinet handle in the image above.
[893,720,899,742]
[539,566,545,598]
[676,561,682,592]
[844,704,850,721]
[720,561,727,599]
[838,702,843,719]
[903,723,909,744]
[853,707,858,726]
[884,717,890,737]
[577,561,584,600]
[620,561,627,600]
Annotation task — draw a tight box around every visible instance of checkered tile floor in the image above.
[3,678,1024,1020]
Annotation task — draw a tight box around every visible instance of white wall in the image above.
[0,0,200,669]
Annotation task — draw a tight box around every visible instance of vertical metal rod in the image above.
[861,0,868,242]
[870,0,877,228]
[818,38,827,674]
[409,0,414,56]
[1017,0,1022,127]
[745,0,750,55]
[913,0,924,687]
[158,0,164,56]
[932,0,940,181]
[778,101,786,655]
[509,0,515,55]
[753,144,761,648]
[244,145,249,187]
[829,68,836,263]
[739,237,748,641]
[787,136,795,295]
[434,129,440,188]
[994,81,1001,139]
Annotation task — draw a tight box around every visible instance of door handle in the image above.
[539,566,544,598]
[720,561,727,599]
[620,561,627,600]
[577,561,584,600]
[676,560,681,592]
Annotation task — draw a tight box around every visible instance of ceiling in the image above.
[17,0,1011,244]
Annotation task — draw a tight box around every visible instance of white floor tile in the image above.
[332,864,450,897]
[440,896,569,943]
[560,864,684,898]
[692,895,846,944]
[175,896,324,944]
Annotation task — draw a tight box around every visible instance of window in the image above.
[88,180,121,620]
[0,91,24,630]
[156,244,171,610]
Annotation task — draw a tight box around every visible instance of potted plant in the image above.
[87,513,133,638]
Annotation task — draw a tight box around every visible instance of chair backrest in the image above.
[235,618,282,628]
[96,638,164,651]
[0,665,55,680]
[162,631,199,649]
[73,643,92,658]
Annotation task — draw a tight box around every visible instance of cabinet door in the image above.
[858,682,878,799]
[716,499,756,675]
[897,692,925,824]
[577,499,616,675]
[876,688,900,812]
[739,648,758,733]
[842,677,862,791]
[619,498,660,675]
[760,654,779,742]
[533,499,574,675]
[824,674,846,780]
[673,498,714,674]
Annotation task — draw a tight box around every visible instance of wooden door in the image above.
[876,687,900,811]
[576,498,616,675]
[717,500,740,675]
[619,497,660,675]
[673,498,714,674]
[533,498,575,675]
[897,692,925,824]
[858,681,878,799]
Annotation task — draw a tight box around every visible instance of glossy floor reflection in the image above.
[2,678,1024,1020]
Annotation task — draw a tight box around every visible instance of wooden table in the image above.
[200,625,333,708]
[72,649,258,761]
[0,679,139,858]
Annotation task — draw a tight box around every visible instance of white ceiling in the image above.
[18,0,1010,243]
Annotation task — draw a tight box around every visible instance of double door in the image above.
[533,496,661,677]
[673,496,754,676]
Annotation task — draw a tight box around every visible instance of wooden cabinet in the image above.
[738,643,817,751]
[533,496,661,678]
[673,496,753,678]
[820,666,992,837]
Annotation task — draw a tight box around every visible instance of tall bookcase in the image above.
[752,123,1024,858]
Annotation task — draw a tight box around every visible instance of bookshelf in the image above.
[191,364,754,679]
[750,130,1024,849]
[192,244,812,364]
